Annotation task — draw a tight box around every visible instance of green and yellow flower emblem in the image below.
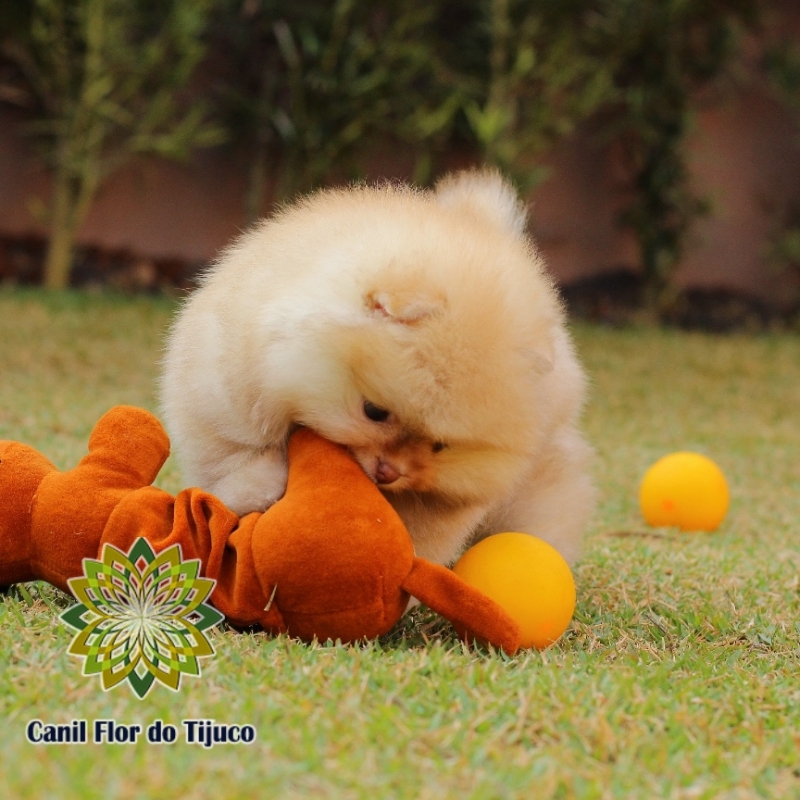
[61,539,223,699]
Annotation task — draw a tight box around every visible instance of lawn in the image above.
[0,288,798,799]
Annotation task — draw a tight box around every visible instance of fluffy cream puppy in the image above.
[160,170,594,567]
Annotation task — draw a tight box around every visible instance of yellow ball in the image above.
[639,452,730,531]
[453,533,576,650]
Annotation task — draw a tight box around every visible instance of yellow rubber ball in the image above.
[639,451,729,531]
[453,532,576,650]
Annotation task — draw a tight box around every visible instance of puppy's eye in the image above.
[432,441,446,453]
[363,400,390,422]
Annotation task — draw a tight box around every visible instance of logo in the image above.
[60,539,223,699]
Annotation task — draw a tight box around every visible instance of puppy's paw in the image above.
[209,450,288,516]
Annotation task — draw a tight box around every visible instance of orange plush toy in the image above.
[0,406,521,653]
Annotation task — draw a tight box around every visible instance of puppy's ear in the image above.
[365,288,446,324]
[434,169,527,237]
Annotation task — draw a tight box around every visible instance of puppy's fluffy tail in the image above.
[434,169,527,237]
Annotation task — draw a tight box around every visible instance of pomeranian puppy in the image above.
[160,170,594,567]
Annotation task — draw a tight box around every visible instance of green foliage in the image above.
[764,38,800,302]
[213,0,615,212]
[1,0,788,309]
[597,0,762,315]
[5,0,221,288]
[442,0,614,192]
[765,36,800,107]
[211,0,446,216]
[203,0,767,305]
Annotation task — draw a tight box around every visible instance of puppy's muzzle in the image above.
[375,460,400,485]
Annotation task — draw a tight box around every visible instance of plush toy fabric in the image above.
[0,406,521,653]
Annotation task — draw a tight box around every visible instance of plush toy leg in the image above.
[401,558,522,655]
[0,442,57,587]
[76,405,170,488]
[29,406,171,592]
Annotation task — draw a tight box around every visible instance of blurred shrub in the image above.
[764,36,800,306]
[1,0,789,313]
[207,0,766,316]
[596,0,763,315]
[2,0,221,289]
[436,0,613,191]
[209,0,450,218]
[209,0,615,216]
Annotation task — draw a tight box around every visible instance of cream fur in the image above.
[160,170,595,567]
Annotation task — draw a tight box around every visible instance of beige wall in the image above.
[1,80,799,305]
[528,86,800,306]
[0,108,248,266]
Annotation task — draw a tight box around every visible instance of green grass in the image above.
[1,288,798,799]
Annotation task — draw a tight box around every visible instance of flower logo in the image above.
[60,538,223,699]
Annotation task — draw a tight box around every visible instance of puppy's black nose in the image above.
[375,461,400,485]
